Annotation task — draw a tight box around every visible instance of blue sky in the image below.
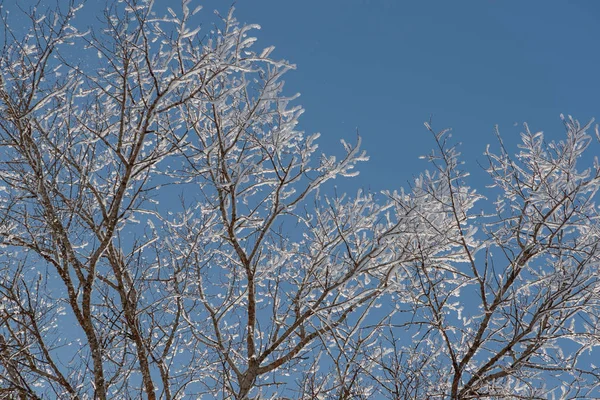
[224,0,600,193]
[9,0,599,192]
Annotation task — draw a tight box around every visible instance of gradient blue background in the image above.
[7,0,599,191]
[226,0,600,193]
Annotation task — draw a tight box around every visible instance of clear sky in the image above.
[6,0,599,192]
[223,0,600,193]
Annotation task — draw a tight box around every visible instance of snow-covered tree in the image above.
[0,1,599,399]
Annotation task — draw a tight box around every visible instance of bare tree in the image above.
[358,119,600,400]
[1,1,599,399]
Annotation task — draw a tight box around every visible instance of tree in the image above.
[0,1,599,399]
